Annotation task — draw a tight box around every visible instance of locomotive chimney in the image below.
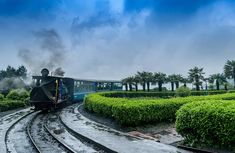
[41,68,49,77]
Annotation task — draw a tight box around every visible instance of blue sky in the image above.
[0,0,235,79]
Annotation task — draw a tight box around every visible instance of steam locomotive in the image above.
[30,68,122,110]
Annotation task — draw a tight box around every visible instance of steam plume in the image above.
[18,29,66,75]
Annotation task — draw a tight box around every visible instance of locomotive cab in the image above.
[30,68,70,110]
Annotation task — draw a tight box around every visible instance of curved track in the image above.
[5,110,37,153]
[3,104,215,153]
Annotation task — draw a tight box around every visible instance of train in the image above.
[30,68,122,110]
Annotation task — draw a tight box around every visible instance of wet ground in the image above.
[6,112,38,153]
[79,104,234,153]
[1,105,232,153]
[0,107,28,118]
[46,112,100,153]
[30,113,68,153]
[79,104,183,144]
[61,104,190,153]
[0,108,32,153]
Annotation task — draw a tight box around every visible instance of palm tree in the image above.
[136,71,153,91]
[220,74,228,90]
[175,74,184,89]
[153,72,167,92]
[136,71,146,91]
[209,73,228,90]
[146,72,154,92]
[126,76,135,91]
[121,78,128,91]
[181,77,190,88]
[167,75,176,91]
[168,74,183,91]
[133,75,140,91]
[224,60,235,88]
[209,74,221,90]
[188,67,205,91]
[203,77,209,90]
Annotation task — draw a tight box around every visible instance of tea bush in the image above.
[176,100,235,148]
[102,90,230,98]
[84,92,235,125]
[0,93,4,100]
[0,89,29,112]
[176,86,191,97]
[6,89,29,101]
[0,100,26,112]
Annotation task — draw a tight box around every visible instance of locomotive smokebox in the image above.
[41,68,49,77]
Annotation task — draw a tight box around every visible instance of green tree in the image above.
[224,60,235,88]
[136,71,151,91]
[0,65,27,80]
[153,72,167,92]
[121,78,128,91]
[126,76,135,91]
[146,72,153,92]
[133,75,141,91]
[188,67,205,91]
[6,66,17,77]
[181,77,190,88]
[16,65,27,78]
[210,73,228,90]
[167,74,183,91]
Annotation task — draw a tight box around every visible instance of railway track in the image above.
[27,112,79,153]
[45,111,106,153]
[5,110,37,153]
[5,110,77,153]
[3,108,110,153]
[4,104,215,153]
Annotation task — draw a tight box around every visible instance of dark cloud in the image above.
[1,0,235,80]
[18,29,67,74]
[0,0,61,17]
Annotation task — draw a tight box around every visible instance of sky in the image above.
[0,0,235,80]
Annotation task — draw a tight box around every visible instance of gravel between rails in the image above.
[46,112,101,153]
[29,113,69,153]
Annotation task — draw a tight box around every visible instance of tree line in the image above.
[0,65,27,80]
[122,60,235,91]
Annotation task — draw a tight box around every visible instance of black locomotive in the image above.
[30,69,122,110]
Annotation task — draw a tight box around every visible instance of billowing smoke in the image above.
[0,77,26,94]
[18,29,66,75]
[53,67,65,76]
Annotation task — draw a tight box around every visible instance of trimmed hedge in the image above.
[102,90,229,98]
[0,93,4,101]
[0,100,26,112]
[84,92,235,126]
[176,100,235,148]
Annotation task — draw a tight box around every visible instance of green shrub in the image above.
[6,89,29,101]
[0,100,26,112]
[102,91,175,98]
[191,90,227,96]
[176,86,191,97]
[176,100,235,148]
[0,93,4,100]
[84,92,235,126]
[102,90,230,99]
